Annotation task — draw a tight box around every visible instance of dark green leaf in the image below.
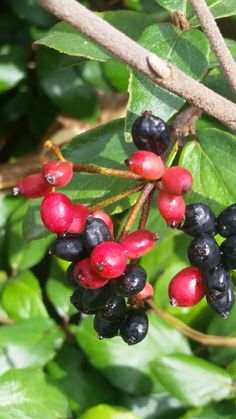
[188,1,236,26]
[103,61,129,91]
[8,0,56,27]
[181,401,236,419]
[0,45,26,93]
[154,0,187,13]
[78,404,140,419]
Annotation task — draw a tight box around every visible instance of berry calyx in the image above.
[157,190,186,226]
[91,242,127,279]
[92,210,114,238]
[67,204,89,234]
[161,166,193,195]
[121,230,159,259]
[40,192,74,234]
[120,308,149,345]
[217,204,236,237]
[83,216,112,252]
[180,203,216,237]
[125,150,165,180]
[115,264,147,297]
[168,266,205,307]
[42,160,73,187]
[73,257,109,289]
[188,234,221,270]
[13,173,53,199]
[136,282,154,300]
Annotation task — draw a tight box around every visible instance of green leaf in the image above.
[0,45,26,93]
[103,61,129,91]
[181,401,236,419]
[34,11,156,61]
[188,1,236,26]
[1,270,48,320]
[204,68,234,102]
[126,23,209,140]
[76,313,191,395]
[78,404,140,419]
[179,128,236,214]
[154,0,187,13]
[8,0,56,27]
[0,368,70,419]
[151,354,233,406]
[0,318,64,374]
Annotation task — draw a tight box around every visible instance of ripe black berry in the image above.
[115,264,147,297]
[100,295,126,319]
[49,234,88,262]
[66,261,77,287]
[203,264,231,300]
[94,312,120,339]
[206,281,235,318]
[188,234,221,270]
[180,203,216,237]
[131,111,170,155]
[83,216,112,252]
[220,236,236,269]
[70,283,113,314]
[120,308,148,345]
[217,204,236,237]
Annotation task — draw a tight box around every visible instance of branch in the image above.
[36,0,236,131]
[189,0,236,99]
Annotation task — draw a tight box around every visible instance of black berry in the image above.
[180,203,216,237]
[188,234,221,270]
[115,264,147,297]
[131,111,170,156]
[83,216,112,252]
[120,308,148,345]
[66,261,78,287]
[94,312,120,339]
[207,281,235,318]
[220,236,236,269]
[49,234,87,262]
[100,295,126,319]
[203,264,231,300]
[217,204,236,237]
[70,283,113,314]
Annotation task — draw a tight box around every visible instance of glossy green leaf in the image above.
[179,128,236,214]
[126,23,209,140]
[0,45,26,93]
[78,404,140,419]
[204,68,234,102]
[188,1,236,27]
[0,368,70,419]
[151,354,233,406]
[154,0,187,13]
[181,401,236,419]
[1,270,48,320]
[103,61,129,91]
[34,11,156,61]
[0,318,64,374]
[76,313,191,395]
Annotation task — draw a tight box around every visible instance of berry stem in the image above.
[118,183,155,242]
[88,184,145,212]
[149,300,236,347]
[138,187,155,230]
[73,162,142,181]
[44,140,65,161]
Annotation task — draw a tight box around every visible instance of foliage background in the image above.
[1,0,236,417]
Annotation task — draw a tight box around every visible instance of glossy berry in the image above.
[40,192,74,234]
[13,173,53,199]
[180,203,216,237]
[203,264,231,300]
[120,308,148,345]
[207,282,235,318]
[115,264,147,297]
[91,241,127,279]
[42,160,73,187]
[217,204,236,237]
[125,150,165,180]
[73,257,109,289]
[121,230,159,259]
[161,166,193,195]
[83,216,112,252]
[49,234,88,262]
[188,234,221,270]
[131,111,170,155]
[94,312,120,339]
[221,236,236,269]
[169,267,205,307]
[70,283,113,314]
[67,204,89,234]
[92,210,114,238]
[66,261,78,287]
[157,191,186,226]
[136,282,154,300]
[100,295,126,319]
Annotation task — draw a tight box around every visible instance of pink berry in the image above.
[42,160,73,187]
[40,192,74,233]
[157,190,186,227]
[73,258,109,289]
[136,283,154,300]
[168,266,205,307]
[162,166,193,195]
[67,204,89,234]
[121,230,159,259]
[91,242,127,279]
[125,150,165,180]
[92,210,114,238]
[13,173,53,199]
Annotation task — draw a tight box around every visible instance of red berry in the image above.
[13,173,53,199]
[157,190,186,226]
[92,210,114,238]
[121,230,159,259]
[136,283,154,300]
[125,150,165,180]
[73,257,109,289]
[168,266,205,307]
[42,160,73,187]
[40,192,74,233]
[67,204,89,234]
[91,242,127,279]
[162,166,193,195]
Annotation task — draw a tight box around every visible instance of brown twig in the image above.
[0,317,15,325]
[73,162,141,180]
[138,187,155,230]
[36,0,236,130]
[189,0,236,99]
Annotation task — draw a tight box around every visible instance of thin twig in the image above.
[189,0,236,99]
[0,317,15,325]
[73,162,141,180]
[149,300,236,347]
[36,0,236,130]
[138,187,155,230]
